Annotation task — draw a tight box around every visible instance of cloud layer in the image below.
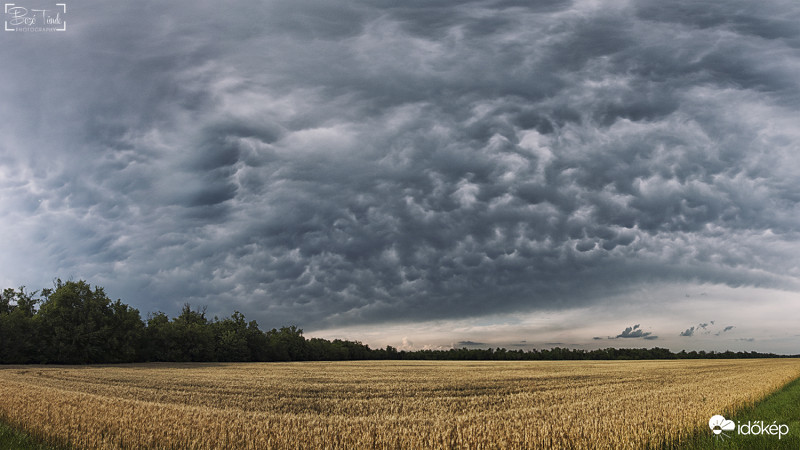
[1,0,799,331]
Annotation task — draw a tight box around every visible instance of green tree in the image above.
[213,311,251,362]
[105,299,145,362]
[143,311,179,361]
[266,326,308,361]
[172,304,215,362]
[245,319,269,361]
[37,280,143,363]
[0,287,40,363]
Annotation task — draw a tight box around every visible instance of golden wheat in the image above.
[0,359,798,449]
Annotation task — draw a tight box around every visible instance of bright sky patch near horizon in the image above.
[1,0,799,352]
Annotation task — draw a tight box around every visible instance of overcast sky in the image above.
[2,0,799,352]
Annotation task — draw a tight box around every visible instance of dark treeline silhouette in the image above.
[0,280,794,364]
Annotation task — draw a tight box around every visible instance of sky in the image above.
[1,0,799,353]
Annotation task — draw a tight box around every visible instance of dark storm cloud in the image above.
[457,341,485,346]
[614,324,657,340]
[2,0,800,328]
[680,327,695,337]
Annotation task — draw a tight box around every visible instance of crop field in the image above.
[1,360,799,449]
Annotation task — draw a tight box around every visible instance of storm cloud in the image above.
[1,0,799,333]
[615,324,657,340]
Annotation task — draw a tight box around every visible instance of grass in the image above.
[673,375,800,449]
[0,419,60,450]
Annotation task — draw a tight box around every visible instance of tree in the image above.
[266,326,308,361]
[213,311,251,362]
[0,287,40,363]
[245,319,269,362]
[105,299,145,362]
[143,311,179,361]
[1,286,39,316]
[172,304,215,362]
[36,280,144,364]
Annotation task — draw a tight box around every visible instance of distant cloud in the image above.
[592,336,603,340]
[682,322,735,337]
[615,324,657,339]
[400,337,414,350]
[545,342,565,346]
[457,341,485,346]
[715,325,735,336]
[737,338,755,342]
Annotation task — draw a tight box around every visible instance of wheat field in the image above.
[0,359,798,449]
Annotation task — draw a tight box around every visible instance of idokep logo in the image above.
[4,2,65,31]
[708,415,735,439]
[709,414,789,440]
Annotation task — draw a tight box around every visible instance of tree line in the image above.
[0,280,794,364]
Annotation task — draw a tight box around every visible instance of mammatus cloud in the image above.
[1,0,799,333]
